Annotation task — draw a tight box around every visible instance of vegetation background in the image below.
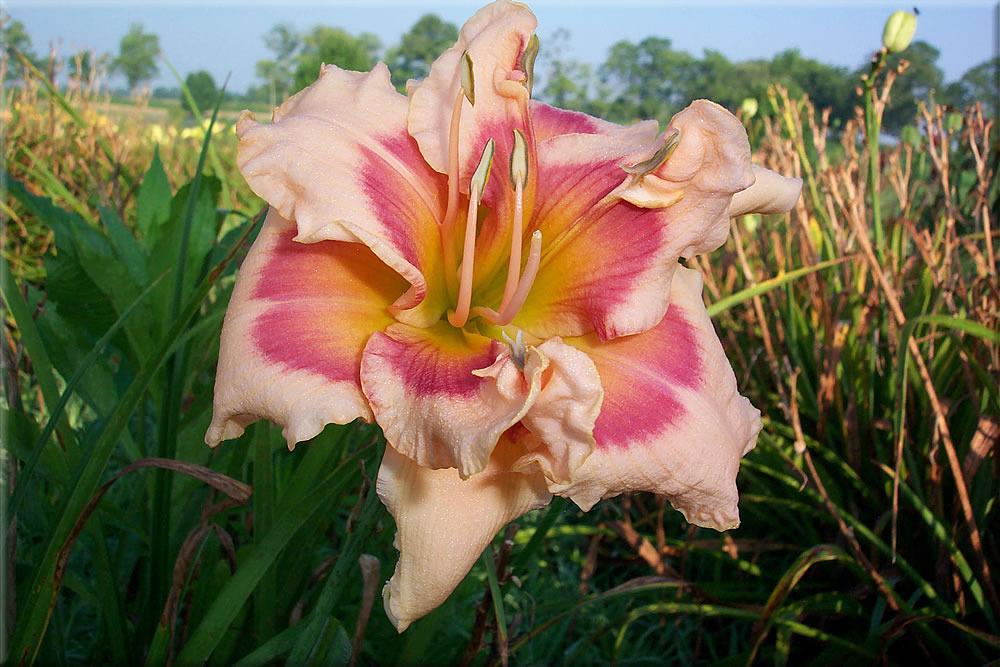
[1,5,998,665]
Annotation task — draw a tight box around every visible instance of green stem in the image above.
[865,50,887,263]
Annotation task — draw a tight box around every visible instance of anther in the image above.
[447,139,495,328]
[623,129,681,178]
[460,51,476,105]
[520,34,540,97]
[500,128,529,312]
[441,51,476,297]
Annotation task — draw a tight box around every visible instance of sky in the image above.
[6,1,998,93]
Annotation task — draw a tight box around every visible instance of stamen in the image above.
[493,230,541,326]
[448,139,495,328]
[623,129,681,178]
[520,34,540,96]
[500,129,529,312]
[441,52,476,298]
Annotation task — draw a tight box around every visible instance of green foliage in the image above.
[384,13,459,91]
[945,56,1000,117]
[181,70,218,117]
[112,23,161,91]
[254,23,300,107]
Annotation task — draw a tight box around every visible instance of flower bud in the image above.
[882,10,917,53]
[740,97,759,119]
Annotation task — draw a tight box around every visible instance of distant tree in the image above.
[943,57,999,117]
[243,82,273,105]
[256,23,300,106]
[879,39,945,132]
[293,26,380,91]
[598,37,696,123]
[385,14,458,91]
[112,23,161,92]
[182,70,218,115]
[768,50,853,122]
[539,29,595,113]
[2,13,37,81]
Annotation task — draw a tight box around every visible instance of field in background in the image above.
[2,31,998,667]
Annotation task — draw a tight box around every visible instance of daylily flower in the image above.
[206,1,801,632]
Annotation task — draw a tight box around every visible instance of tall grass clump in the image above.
[2,28,997,667]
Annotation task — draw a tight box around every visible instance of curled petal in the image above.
[360,322,546,477]
[510,338,604,484]
[616,100,756,257]
[237,63,448,326]
[728,165,803,217]
[377,441,551,632]
[550,266,761,530]
[206,210,405,448]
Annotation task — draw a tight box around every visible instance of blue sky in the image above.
[8,1,997,92]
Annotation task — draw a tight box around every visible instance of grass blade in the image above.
[707,256,850,317]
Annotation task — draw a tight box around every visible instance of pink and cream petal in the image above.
[508,338,603,484]
[511,99,798,341]
[377,441,551,632]
[360,322,547,477]
[729,165,803,217]
[549,266,762,531]
[206,210,406,448]
[489,123,671,340]
[513,202,681,340]
[237,63,448,327]
[529,100,659,144]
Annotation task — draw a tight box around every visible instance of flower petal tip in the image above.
[729,165,803,217]
[382,583,411,633]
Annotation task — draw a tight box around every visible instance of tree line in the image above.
[3,11,995,132]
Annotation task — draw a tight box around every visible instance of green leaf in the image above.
[136,148,172,250]
[177,449,365,664]
[707,257,849,317]
[9,274,166,518]
[9,215,259,664]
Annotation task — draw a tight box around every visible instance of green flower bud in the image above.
[740,97,759,119]
[882,10,917,53]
